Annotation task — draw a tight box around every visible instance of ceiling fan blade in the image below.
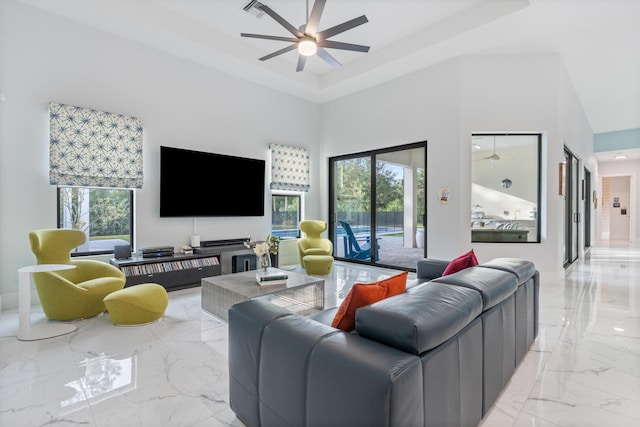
[257,4,304,38]
[258,44,297,61]
[305,0,326,36]
[316,15,368,41]
[316,47,341,68]
[241,33,299,43]
[296,55,307,72]
[319,40,370,53]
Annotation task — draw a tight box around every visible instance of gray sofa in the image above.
[228,258,539,427]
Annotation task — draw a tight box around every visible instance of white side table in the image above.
[18,264,77,341]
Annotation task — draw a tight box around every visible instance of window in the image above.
[271,194,301,238]
[471,133,541,243]
[57,186,133,255]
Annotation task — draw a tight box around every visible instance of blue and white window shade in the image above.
[49,102,143,189]
[269,143,310,192]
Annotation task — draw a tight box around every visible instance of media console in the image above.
[110,253,221,291]
[110,238,278,291]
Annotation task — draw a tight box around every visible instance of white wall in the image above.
[322,54,594,272]
[0,1,320,306]
[320,60,462,258]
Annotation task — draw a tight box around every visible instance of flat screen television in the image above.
[160,146,265,217]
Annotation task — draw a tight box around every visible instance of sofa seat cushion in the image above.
[433,266,517,310]
[479,258,536,284]
[355,282,483,355]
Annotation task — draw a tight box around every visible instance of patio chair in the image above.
[338,221,380,261]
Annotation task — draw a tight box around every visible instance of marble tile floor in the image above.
[1,250,639,426]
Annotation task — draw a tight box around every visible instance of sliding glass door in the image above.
[563,147,581,267]
[329,142,426,271]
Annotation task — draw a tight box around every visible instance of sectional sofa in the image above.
[228,257,539,427]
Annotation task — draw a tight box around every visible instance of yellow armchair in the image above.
[29,229,126,321]
[297,220,333,265]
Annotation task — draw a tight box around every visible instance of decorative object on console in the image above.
[140,246,174,258]
[49,102,143,189]
[442,249,479,276]
[331,271,408,332]
[114,244,132,260]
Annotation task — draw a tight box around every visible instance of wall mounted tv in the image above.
[160,146,265,217]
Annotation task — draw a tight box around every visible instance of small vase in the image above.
[256,253,271,273]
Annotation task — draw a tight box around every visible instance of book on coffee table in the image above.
[256,268,288,286]
[257,279,287,286]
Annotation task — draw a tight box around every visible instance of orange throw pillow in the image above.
[382,271,408,297]
[442,250,479,276]
[331,272,409,332]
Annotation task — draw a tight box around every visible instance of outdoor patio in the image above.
[335,233,425,270]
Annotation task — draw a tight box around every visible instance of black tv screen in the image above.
[160,146,265,217]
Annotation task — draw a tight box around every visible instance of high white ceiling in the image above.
[18,0,640,139]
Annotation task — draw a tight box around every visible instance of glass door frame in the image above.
[328,141,427,271]
[563,146,581,267]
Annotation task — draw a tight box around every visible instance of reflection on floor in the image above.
[1,249,639,426]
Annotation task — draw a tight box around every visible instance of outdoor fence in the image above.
[272,211,409,237]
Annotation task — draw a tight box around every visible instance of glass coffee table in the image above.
[201,268,324,322]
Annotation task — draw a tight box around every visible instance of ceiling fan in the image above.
[241,0,370,72]
[481,136,507,162]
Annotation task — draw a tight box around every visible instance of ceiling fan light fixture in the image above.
[298,38,317,56]
[241,0,369,71]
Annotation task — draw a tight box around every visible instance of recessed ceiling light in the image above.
[614,154,628,159]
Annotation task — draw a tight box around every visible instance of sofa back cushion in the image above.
[433,266,518,310]
[355,282,483,355]
[478,258,536,285]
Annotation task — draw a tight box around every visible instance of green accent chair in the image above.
[301,255,334,275]
[103,283,168,325]
[28,229,126,321]
[297,220,334,272]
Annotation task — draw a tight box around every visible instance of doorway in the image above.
[563,147,581,267]
[329,142,427,271]
[600,175,633,243]
[584,167,592,249]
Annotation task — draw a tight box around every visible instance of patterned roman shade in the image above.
[269,143,310,192]
[49,102,143,189]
